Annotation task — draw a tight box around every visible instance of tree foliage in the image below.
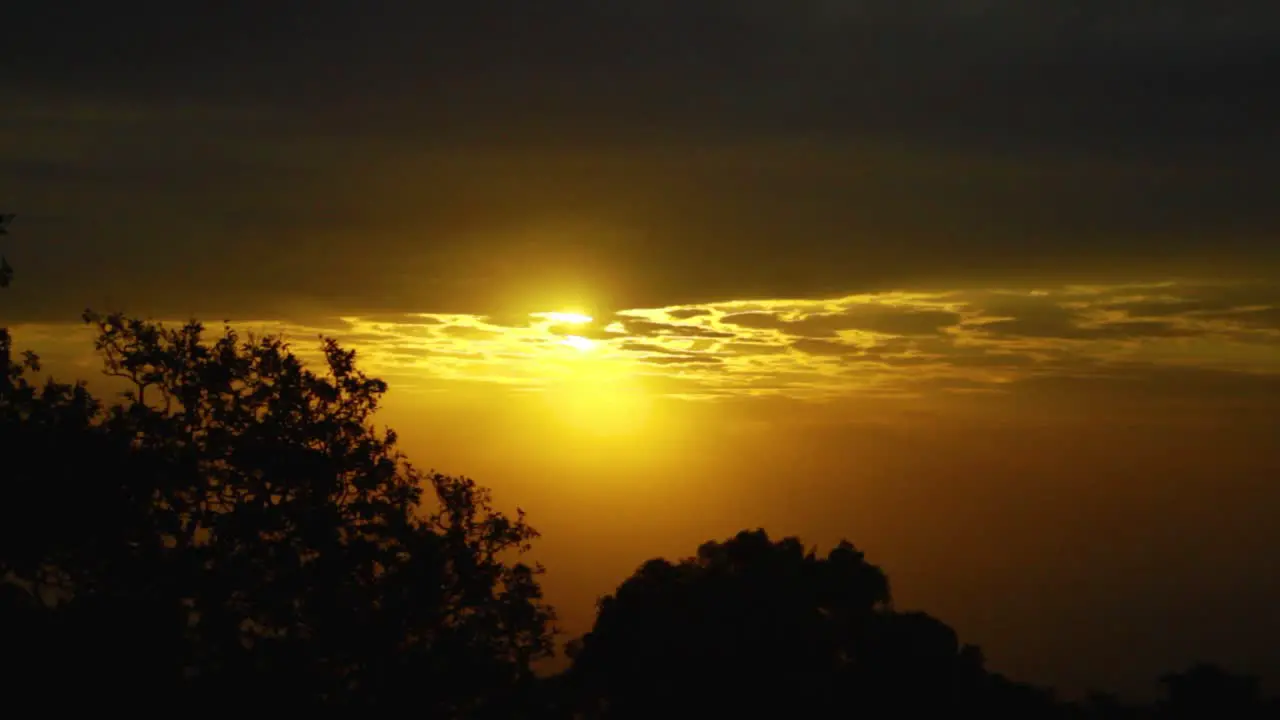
[1157,664,1271,719]
[561,529,1280,719]
[1,311,555,711]
[564,529,1060,718]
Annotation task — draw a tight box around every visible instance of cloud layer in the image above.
[17,280,1277,413]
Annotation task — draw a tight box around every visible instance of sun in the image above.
[562,335,596,352]
[534,311,593,325]
[529,310,598,351]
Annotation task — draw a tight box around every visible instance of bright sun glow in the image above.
[540,358,660,442]
[562,335,595,352]
[534,311,593,324]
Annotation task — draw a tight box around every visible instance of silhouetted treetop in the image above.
[564,529,1028,718]
[1157,663,1269,719]
[1,311,555,712]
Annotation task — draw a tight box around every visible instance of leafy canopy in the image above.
[1,309,555,711]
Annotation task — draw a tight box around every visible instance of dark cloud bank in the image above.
[2,2,1277,323]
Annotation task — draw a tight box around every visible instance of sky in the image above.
[3,1,1279,699]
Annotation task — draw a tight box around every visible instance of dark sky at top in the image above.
[4,2,1278,322]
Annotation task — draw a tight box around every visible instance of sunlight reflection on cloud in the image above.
[8,280,1279,405]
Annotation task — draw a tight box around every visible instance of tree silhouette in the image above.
[1078,691,1146,720]
[562,528,1061,718]
[1156,663,1273,719]
[560,528,1280,719]
[0,310,555,711]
